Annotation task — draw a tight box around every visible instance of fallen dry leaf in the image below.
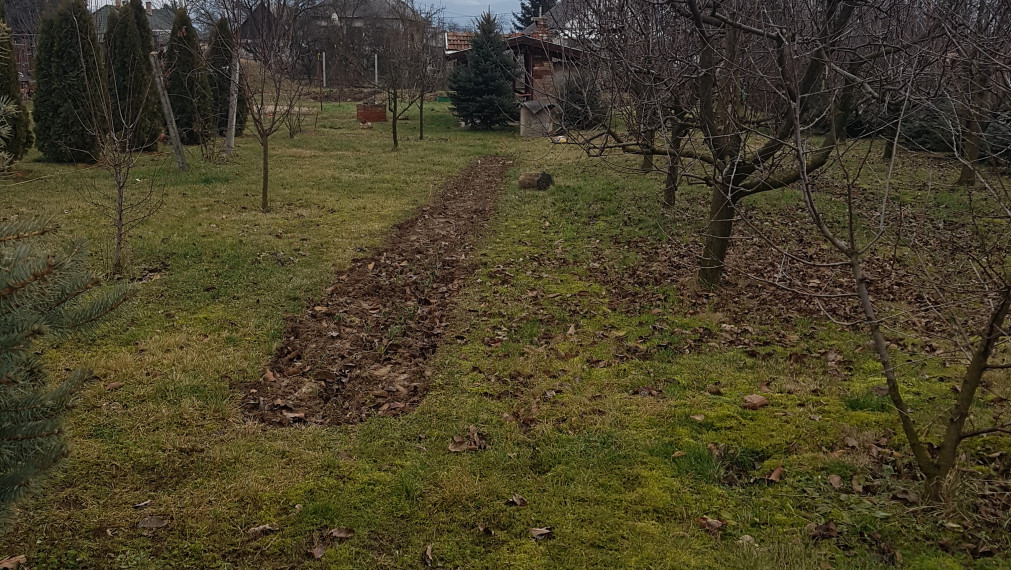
[706,384,724,395]
[506,494,528,507]
[743,394,769,410]
[697,516,725,537]
[327,527,355,540]
[421,544,434,566]
[892,489,919,504]
[807,521,838,540]
[247,524,279,536]
[448,425,487,452]
[767,466,784,482]
[672,451,687,458]
[632,386,661,397]
[530,527,553,540]
[0,556,27,570]
[132,499,152,509]
[844,436,859,448]
[105,382,124,391]
[138,515,168,529]
[828,474,843,489]
[310,545,326,559]
[690,414,705,422]
[851,475,864,493]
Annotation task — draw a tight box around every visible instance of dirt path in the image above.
[239,156,513,426]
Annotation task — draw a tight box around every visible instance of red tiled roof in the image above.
[445,32,475,52]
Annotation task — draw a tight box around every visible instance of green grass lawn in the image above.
[2,104,1008,568]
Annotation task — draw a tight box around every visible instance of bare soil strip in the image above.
[239,156,513,426]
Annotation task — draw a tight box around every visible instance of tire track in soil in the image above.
[238,156,513,426]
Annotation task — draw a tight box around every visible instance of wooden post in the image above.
[149,52,188,172]
[224,40,240,159]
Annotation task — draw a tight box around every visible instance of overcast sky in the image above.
[438,0,519,28]
[86,0,522,30]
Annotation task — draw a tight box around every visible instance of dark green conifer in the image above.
[448,12,518,129]
[33,0,103,163]
[105,0,161,151]
[0,13,32,162]
[0,218,131,520]
[512,0,556,32]
[208,18,247,137]
[165,8,211,145]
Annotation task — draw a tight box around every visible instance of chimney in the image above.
[531,15,549,40]
[146,1,153,15]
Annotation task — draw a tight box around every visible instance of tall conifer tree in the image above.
[33,0,103,163]
[0,10,32,162]
[165,8,211,145]
[105,0,161,151]
[448,12,518,129]
[208,17,247,137]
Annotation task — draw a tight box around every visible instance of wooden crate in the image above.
[356,103,387,123]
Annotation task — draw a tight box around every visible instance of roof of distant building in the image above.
[93,4,177,43]
[445,31,474,52]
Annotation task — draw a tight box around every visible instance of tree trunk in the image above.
[224,49,240,159]
[261,135,269,212]
[392,111,398,149]
[114,176,125,274]
[149,52,188,172]
[852,253,936,484]
[883,137,895,160]
[663,156,677,207]
[641,129,655,171]
[390,91,399,150]
[957,118,981,186]
[835,77,857,143]
[928,287,1011,498]
[698,184,735,289]
[418,96,425,141]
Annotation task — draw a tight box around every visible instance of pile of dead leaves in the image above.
[238,157,513,426]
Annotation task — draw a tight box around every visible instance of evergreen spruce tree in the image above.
[559,76,606,130]
[105,0,161,151]
[165,8,211,146]
[208,18,247,137]
[448,12,518,129]
[0,15,32,162]
[512,0,556,32]
[33,0,103,163]
[0,217,131,519]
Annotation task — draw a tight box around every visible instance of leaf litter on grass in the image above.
[238,157,513,426]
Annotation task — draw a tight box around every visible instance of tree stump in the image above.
[518,171,553,190]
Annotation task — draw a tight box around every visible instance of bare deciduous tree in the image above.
[562,0,936,289]
[558,0,1011,498]
[69,8,165,274]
